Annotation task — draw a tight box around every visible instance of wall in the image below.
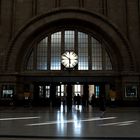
[0,0,139,72]
[0,0,140,104]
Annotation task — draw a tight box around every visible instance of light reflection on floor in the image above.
[26,115,117,126]
[99,120,137,126]
[0,106,139,137]
[0,116,40,121]
[56,105,83,113]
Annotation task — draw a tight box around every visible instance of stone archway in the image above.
[5,8,135,72]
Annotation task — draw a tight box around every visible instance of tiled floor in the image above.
[0,105,140,140]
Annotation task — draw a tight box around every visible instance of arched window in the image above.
[26,30,112,71]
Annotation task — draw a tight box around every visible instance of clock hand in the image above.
[63,54,70,60]
[69,58,71,67]
[63,54,71,67]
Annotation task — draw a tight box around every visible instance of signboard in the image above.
[125,85,137,98]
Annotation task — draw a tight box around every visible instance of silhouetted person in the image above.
[76,94,81,108]
[99,94,106,117]
[91,94,96,107]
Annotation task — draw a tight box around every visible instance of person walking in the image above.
[76,94,81,109]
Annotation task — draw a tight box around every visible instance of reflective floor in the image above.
[0,105,140,140]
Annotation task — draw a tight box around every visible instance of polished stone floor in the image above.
[0,105,140,140]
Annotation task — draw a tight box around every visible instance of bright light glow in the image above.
[26,116,116,126]
[57,113,65,134]
[73,113,81,135]
[75,105,82,112]
[99,120,137,126]
[0,116,40,121]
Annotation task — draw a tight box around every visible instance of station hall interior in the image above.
[0,0,140,140]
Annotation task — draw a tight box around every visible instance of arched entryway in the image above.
[4,8,136,106]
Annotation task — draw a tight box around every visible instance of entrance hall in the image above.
[1,1,140,139]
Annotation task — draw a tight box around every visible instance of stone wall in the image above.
[0,0,140,104]
[0,0,140,72]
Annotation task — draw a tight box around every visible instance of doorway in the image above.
[33,82,109,107]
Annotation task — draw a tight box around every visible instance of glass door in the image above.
[33,83,50,106]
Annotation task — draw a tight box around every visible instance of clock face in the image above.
[61,51,78,68]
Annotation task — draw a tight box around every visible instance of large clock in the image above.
[61,51,78,68]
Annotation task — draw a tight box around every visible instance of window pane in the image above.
[105,52,112,70]
[91,38,102,70]
[45,86,50,98]
[61,85,64,96]
[39,86,43,98]
[74,85,81,96]
[37,37,48,70]
[26,30,113,71]
[78,32,89,70]
[95,86,100,98]
[64,31,74,51]
[50,32,61,70]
